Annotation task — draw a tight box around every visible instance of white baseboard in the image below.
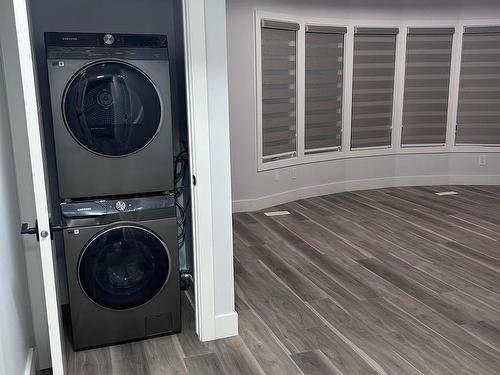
[214,311,238,339]
[24,348,36,375]
[232,174,500,212]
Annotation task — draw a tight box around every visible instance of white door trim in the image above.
[182,0,217,341]
[12,0,65,373]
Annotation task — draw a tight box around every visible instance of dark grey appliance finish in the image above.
[46,32,174,199]
[29,2,191,368]
[62,195,180,350]
[61,194,175,218]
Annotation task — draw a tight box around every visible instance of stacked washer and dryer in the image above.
[45,32,181,350]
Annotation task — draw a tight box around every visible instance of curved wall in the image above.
[227,0,500,212]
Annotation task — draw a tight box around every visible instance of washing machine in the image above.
[61,194,181,350]
[46,32,174,199]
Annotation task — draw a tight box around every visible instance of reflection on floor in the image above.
[44,185,500,375]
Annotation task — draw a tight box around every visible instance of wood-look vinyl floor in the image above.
[57,185,500,375]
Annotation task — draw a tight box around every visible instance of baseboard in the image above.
[24,348,36,375]
[214,311,238,339]
[232,174,500,212]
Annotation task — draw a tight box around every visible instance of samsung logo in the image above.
[76,207,92,211]
[62,37,78,41]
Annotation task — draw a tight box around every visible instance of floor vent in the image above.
[264,210,291,217]
[435,191,458,196]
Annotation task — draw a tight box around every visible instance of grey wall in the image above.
[0,42,35,375]
[227,0,500,211]
[25,0,187,369]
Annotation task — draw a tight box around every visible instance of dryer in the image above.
[46,32,174,199]
[61,194,181,350]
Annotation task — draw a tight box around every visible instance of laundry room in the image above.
[0,0,238,371]
[15,0,199,371]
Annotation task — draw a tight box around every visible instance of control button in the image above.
[115,201,126,211]
[103,34,115,45]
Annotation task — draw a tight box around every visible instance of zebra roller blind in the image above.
[261,20,299,162]
[351,27,398,149]
[402,28,454,146]
[305,25,346,154]
[457,26,500,145]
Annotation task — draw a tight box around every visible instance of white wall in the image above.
[0,42,35,375]
[227,0,500,212]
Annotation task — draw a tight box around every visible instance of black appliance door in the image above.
[79,225,170,310]
[64,61,162,157]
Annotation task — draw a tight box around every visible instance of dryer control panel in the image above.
[45,32,169,60]
[61,194,175,218]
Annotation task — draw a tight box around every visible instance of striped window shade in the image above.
[304,25,347,154]
[457,26,500,145]
[261,20,299,162]
[351,27,398,149]
[402,28,454,146]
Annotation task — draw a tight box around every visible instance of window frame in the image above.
[259,20,300,163]
[303,25,347,155]
[454,22,500,147]
[255,12,500,172]
[350,27,400,151]
[400,26,455,148]
[256,13,301,171]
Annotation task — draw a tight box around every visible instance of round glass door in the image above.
[63,61,162,157]
[79,226,170,310]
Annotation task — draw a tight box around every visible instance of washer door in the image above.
[79,225,170,310]
[63,61,162,157]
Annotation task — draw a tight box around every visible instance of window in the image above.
[457,26,500,145]
[402,28,454,146]
[256,16,500,171]
[351,27,398,149]
[304,25,346,154]
[260,20,299,162]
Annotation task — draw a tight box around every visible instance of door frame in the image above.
[7,0,66,373]
[182,0,217,341]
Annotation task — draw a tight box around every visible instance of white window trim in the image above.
[393,24,407,153]
[398,21,457,152]
[255,11,500,172]
[297,21,305,161]
[255,11,301,171]
[452,18,500,151]
[301,21,348,159]
[351,23,401,152]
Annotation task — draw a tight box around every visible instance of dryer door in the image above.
[78,225,170,310]
[63,61,162,157]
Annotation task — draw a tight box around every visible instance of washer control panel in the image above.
[61,194,175,218]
